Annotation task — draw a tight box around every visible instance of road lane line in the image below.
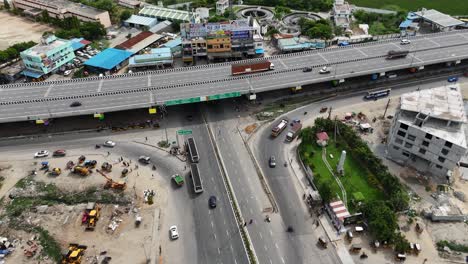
[211,221,214,228]
[44,84,54,97]
[97,79,103,92]
[264,245,267,251]
[281,257,285,264]
[427,38,441,47]
[275,243,279,249]
[269,229,273,236]
[149,92,154,104]
[226,230,230,236]
[355,48,368,57]
[230,244,234,253]
[269,259,273,264]
[277,58,288,69]
[259,232,263,239]
[218,248,221,255]
[317,53,329,63]
[235,259,238,264]
[148,75,151,87]
[214,233,217,240]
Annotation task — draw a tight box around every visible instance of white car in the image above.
[103,140,116,147]
[169,225,179,240]
[34,150,49,158]
[400,39,411,45]
[319,66,331,74]
[64,70,72,76]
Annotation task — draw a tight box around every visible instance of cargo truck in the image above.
[231,61,274,75]
[286,122,302,141]
[172,174,184,186]
[271,119,288,137]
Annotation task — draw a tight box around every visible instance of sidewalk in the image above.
[287,134,355,264]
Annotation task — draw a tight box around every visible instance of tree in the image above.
[317,180,333,203]
[94,0,114,12]
[393,233,410,253]
[265,28,280,37]
[3,0,10,10]
[363,201,397,242]
[119,10,132,22]
[41,10,50,23]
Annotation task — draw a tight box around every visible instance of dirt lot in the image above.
[0,153,168,263]
[0,12,54,50]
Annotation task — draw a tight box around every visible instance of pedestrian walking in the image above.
[184,165,186,170]
[120,157,123,161]
[249,219,253,225]
[152,174,154,178]
[244,222,247,227]
[107,151,110,156]
[145,136,148,141]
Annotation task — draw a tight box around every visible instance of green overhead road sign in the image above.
[207,92,241,100]
[177,129,193,135]
[165,97,201,106]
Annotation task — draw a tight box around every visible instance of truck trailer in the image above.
[286,122,302,141]
[386,50,409,59]
[231,61,274,75]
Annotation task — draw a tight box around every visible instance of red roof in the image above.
[316,132,329,141]
[115,31,154,50]
[80,39,92,45]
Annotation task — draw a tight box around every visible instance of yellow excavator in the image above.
[83,202,101,231]
[49,168,61,176]
[61,243,87,264]
[96,169,126,190]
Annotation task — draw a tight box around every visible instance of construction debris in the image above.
[107,206,124,233]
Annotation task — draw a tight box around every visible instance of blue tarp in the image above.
[399,19,413,28]
[255,48,264,54]
[84,48,133,70]
[22,70,43,78]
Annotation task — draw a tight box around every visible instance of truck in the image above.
[286,122,302,141]
[231,61,274,75]
[271,119,288,137]
[386,50,409,59]
[172,174,184,186]
[190,164,203,193]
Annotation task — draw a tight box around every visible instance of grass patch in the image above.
[348,0,468,16]
[34,227,62,262]
[301,139,383,212]
[437,240,468,253]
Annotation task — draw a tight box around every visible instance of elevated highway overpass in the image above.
[1,30,468,123]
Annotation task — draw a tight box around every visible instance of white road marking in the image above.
[235,259,238,264]
[149,92,154,104]
[281,257,285,264]
[355,48,368,57]
[275,243,279,249]
[218,248,221,255]
[264,245,268,251]
[318,53,329,63]
[428,39,441,47]
[226,230,230,236]
[44,84,54,97]
[214,233,217,240]
[230,244,234,253]
[269,229,273,236]
[269,259,273,264]
[249,208,253,214]
[148,75,151,86]
[97,79,103,92]
[259,232,263,239]
[278,58,288,69]
[211,221,214,228]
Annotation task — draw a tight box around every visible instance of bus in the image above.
[364,89,391,100]
[271,119,288,137]
[186,137,199,163]
[190,163,203,193]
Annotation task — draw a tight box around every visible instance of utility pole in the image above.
[327,106,332,120]
[334,116,337,142]
[382,99,391,119]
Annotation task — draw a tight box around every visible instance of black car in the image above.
[70,101,82,107]
[209,196,217,208]
[303,67,313,72]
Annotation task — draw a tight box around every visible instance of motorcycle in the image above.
[360,252,368,259]
[304,111,308,115]
[152,165,156,171]
[265,215,271,222]
[284,162,288,167]
[95,144,101,149]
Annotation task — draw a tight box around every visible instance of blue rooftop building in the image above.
[84,48,133,73]
[129,47,173,70]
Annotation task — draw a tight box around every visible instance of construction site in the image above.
[0,151,168,264]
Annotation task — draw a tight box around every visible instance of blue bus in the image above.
[364,89,391,100]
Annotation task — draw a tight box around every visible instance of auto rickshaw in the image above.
[78,155,86,163]
[40,161,49,170]
[395,253,406,261]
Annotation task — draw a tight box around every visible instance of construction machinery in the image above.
[73,166,90,176]
[83,160,97,168]
[49,168,62,176]
[61,243,87,264]
[82,202,101,231]
[101,162,112,172]
[96,169,127,190]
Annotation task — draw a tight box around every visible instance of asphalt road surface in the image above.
[204,101,340,264]
[0,110,248,264]
[2,30,468,121]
